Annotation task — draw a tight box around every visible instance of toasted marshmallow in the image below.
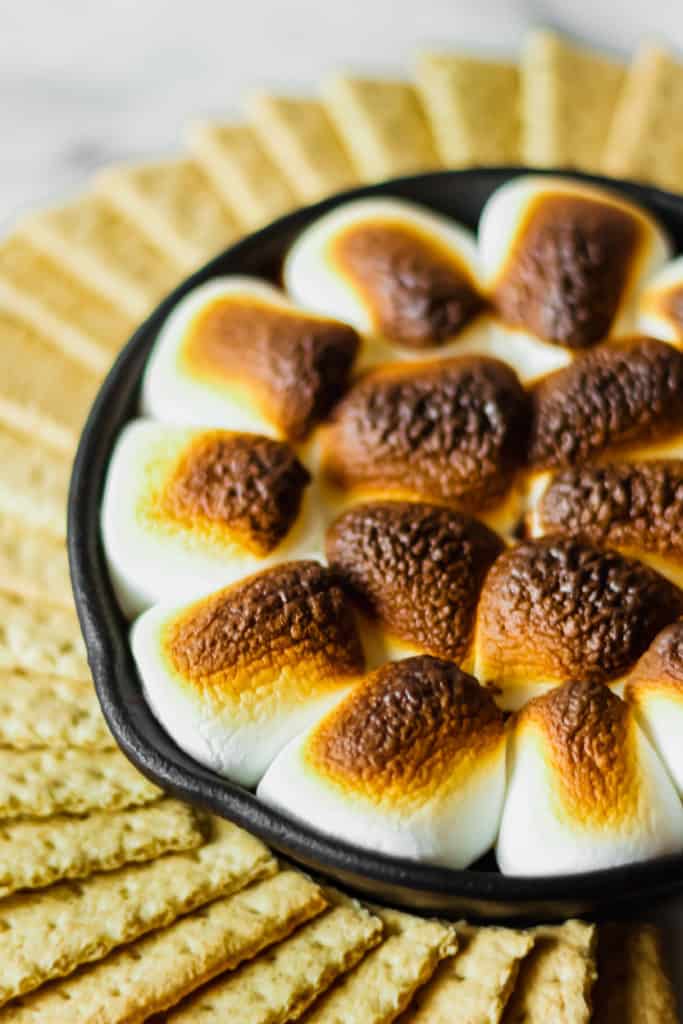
[320,355,529,535]
[142,276,360,442]
[527,337,683,477]
[479,175,670,353]
[258,656,507,868]
[638,255,683,344]
[131,560,365,787]
[528,460,683,590]
[496,681,683,876]
[283,197,488,366]
[326,501,504,668]
[473,537,683,709]
[625,621,683,795]
[102,419,326,616]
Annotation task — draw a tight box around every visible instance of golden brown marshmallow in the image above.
[474,536,683,700]
[326,501,504,662]
[322,355,529,511]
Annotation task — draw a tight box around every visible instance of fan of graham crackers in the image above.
[0,24,681,1023]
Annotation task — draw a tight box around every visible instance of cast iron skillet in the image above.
[68,167,683,921]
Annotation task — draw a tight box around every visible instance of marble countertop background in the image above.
[3,0,682,1003]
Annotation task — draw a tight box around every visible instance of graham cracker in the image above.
[188,120,297,229]
[604,44,683,193]
[302,905,456,1023]
[164,888,384,1022]
[0,871,327,1024]
[0,746,161,819]
[0,816,275,1007]
[592,922,679,1023]
[399,922,534,1023]
[0,590,88,680]
[0,516,72,608]
[0,425,70,539]
[20,193,183,321]
[0,234,134,368]
[416,52,520,167]
[248,92,359,202]
[521,29,625,172]
[96,158,241,271]
[322,74,441,181]
[0,669,113,750]
[0,798,203,899]
[501,920,597,1024]
[0,303,101,456]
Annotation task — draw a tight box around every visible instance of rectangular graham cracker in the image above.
[399,921,534,1023]
[0,425,70,539]
[322,74,441,182]
[0,798,204,899]
[96,158,241,272]
[591,922,679,1023]
[164,887,384,1022]
[0,233,135,367]
[302,905,457,1023]
[501,920,597,1024]
[0,516,72,608]
[521,29,625,172]
[0,669,113,750]
[0,871,327,1024]
[188,120,297,229]
[20,193,184,321]
[0,303,101,456]
[248,92,359,202]
[0,816,275,1007]
[415,52,520,168]
[0,590,88,680]
[604,44,683,193]
[0,745,161,819]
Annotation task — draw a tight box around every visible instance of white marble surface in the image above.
[3,0,682,1001]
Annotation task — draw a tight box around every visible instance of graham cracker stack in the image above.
[0,872,327,1024]
[0,233,134,368]
[0,235,129,375]
[188,120,297,229]
[162,889,384,1022]
[0,669,114,750]
[20,193,184,320]
[96,157,241,271]
[248,92,359,202]
[301,905,456,1024]
[592,922,680,1023]
[0,817,275,1007]
[0,800,203,899]
[500,920,598,1024]
[604,44,683,193]
[322,74,442,181]
[0,424,70,539]
[521,29,625,172]
[0,304,101,456]
[400,921,534,1022]
[416,52,520,167]
[0,515,72,608]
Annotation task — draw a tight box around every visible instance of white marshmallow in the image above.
[638,254,683,345]
[283,196,487,367]
[130,562,364,788]
[625,622,683,796]
[141,275,359,442]
[258,656,507,868]
[496,682,683,876]
[101,418,324,617]
[479,176,671,375]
